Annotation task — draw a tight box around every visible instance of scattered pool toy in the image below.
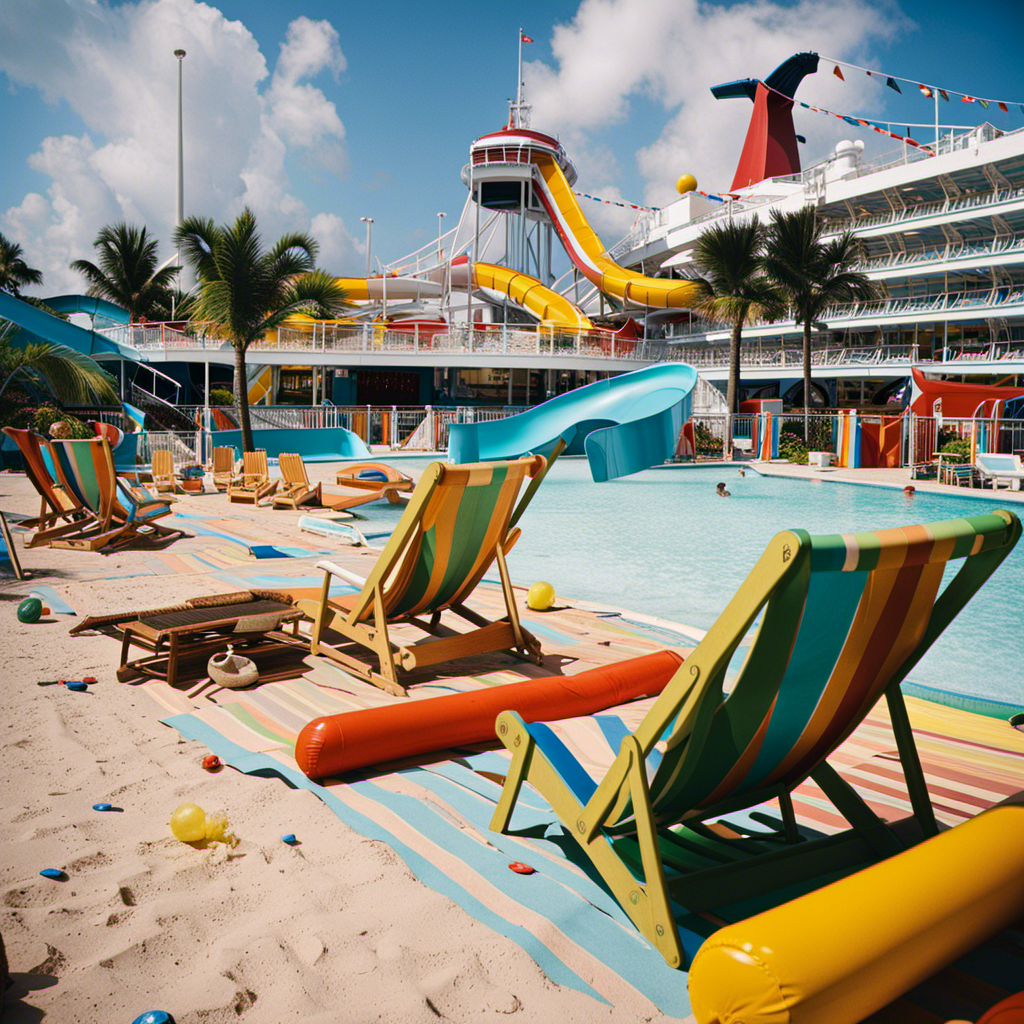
[169,802,234,845]
[201,755,223,770]
[17,597,43,623]
[66,680,88,692]
[508,862,535,875]
[131,1012,176,1024]
[39,868,65,880]
[282,833,298,845]
[526,581,556,611]
[93,802,114,812]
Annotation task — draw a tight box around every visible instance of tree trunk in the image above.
[802,318,812,443]
[727,318,742,414]
[233,343,254,453]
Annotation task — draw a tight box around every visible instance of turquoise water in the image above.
[355,459,1023,704]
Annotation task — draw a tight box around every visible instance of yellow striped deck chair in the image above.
[151,448,180,494]
[491,511,1021,968]
[228,450,278,505]
[301,456,549,695]
[49,437,184,552]
[273,453,322,509]
[211,446,239,492]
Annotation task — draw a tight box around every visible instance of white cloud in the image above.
[525,0,913,207]
[0,0,363,294]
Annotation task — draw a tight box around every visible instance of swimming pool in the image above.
[354,459,1023,705]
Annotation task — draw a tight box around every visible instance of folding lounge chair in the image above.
[975,453,1024,490]
[211,446,239,492]
[491,511,1022,968]
[1,427,97,546]
[324,461,414,512]
[273,453,322,509]
[151,448,180,494]
[228,450,279,505]
[301,454,554,696]
[49,437,184,552]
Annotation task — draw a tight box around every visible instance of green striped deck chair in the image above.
[302,455,550,696]
[1,427,97,547]
[50,437,183,552]
[491,511,1021,968]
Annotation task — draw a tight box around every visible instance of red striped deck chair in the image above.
[491,511,1022,968]
[50,437,184,552]
[301,456,550,696]
[1,427,97,547]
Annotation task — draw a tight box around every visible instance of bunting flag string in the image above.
[821,55,1024,115]
[575,192,660,212]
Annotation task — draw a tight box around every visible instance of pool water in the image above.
[355,458,1023,704]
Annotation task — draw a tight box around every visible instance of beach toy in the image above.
[207,646,258,689]
[169,802,234,844]
[93,803,113,811]
[282,833,297,845]
[676,173,698,194]
[39,868,65,880]
[978,992,1024,1024]
[131,1013,176,1024]
[295,650,684,779]
[17,597,43,623]
[508,862,535,875]
[201,755,223,770]
[66,681,88,692]
[526,581,555,611]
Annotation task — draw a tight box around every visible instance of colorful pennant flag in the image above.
[939,89,949,101]
[962,95,976,103]
[886,76,902,94]
[918,84,933,98]
[998,101,1009,113]
[979,98,990,109]
[576,192,657,212]
[833,65,845,80]
[520,32,533,43]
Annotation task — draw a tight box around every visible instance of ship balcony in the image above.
[858,236,1024,279]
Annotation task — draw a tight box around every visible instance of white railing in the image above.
[858,235,1024,273]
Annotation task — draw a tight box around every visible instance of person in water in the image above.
[716,481,730,497]
[738,467,746,477]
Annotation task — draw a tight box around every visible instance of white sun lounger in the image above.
[975,453,1024,490]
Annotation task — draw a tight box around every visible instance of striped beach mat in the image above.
[158,667,1024,1018]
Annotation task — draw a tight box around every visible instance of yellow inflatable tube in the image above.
[688,804,1024,1024]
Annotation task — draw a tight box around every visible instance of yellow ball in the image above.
[676,174,698,195]
[170,802,207,842]
[527,581,556,611]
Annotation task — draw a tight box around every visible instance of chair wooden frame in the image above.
[228,450,279,505]
[490,511,1022,968]
[211,446,239,492]
[151,448,181,494]
[301,452,560,696]
[273,453,322,509]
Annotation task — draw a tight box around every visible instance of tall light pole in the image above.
[360,217,373,278]
[173,48,186,316]
[436,211,446,261]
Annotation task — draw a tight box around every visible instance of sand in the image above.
[0,464,690,1024]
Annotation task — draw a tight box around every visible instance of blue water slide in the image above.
[448,363,698,481]
[43,294,131,325]
[215,426,372,462]
[0,290,142,362]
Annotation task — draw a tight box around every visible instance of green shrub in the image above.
[939,437,972,459]
[31,404,91,438]
[779,430,808,465]
[209,388,235,407]
[693,422,723,457]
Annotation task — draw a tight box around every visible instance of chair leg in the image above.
[490,712,534,834]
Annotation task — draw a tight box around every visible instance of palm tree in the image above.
[70,223,179,322]
[175,208,348,452]
[692,216,783,414]
[0,321,119,405]
[765,208,875,439]
[0,232,43,297]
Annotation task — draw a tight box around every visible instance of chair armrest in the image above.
[314,560,367,587]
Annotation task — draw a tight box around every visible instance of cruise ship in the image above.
[25,51,1021,433]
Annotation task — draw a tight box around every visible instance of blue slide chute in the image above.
[0,290,142,362]
[448,363,698,481]
[43,294,131,325]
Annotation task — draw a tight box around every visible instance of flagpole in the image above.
[516,27,523,128]
[934,89,939,152]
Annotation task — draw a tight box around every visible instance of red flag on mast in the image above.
[521,32,533,42]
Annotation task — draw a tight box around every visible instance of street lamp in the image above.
[360,217,373,278]
[436,211,446,262]
[173,48,186,316]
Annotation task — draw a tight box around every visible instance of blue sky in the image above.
[1,0,1022,294]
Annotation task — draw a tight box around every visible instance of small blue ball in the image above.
[131,1012,176,1024]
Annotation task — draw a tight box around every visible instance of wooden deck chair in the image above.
[228,450,279,505]
[1,427,98,546]
[324,461,414,512]
[490,511,1022,968]
[151,448,180,494]
[211,446,239,492]
[49,437,184,552]
[273,453,322,509]
[301,455,553,695]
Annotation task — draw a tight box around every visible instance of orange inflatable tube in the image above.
[295,649,684,779]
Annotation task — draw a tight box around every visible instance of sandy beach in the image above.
[0,462,696,1024]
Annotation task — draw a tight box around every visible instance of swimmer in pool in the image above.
[716,482,730,497]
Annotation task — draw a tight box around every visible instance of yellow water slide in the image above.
[461,262,593,330]
[532,152,699,309]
